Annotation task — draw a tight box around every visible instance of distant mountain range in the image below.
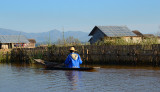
[0,28,90,43]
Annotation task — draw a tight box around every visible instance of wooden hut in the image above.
[0,35,29,49]
[88,26,142,44]
[143,34,160,43]
[28,39,36,48]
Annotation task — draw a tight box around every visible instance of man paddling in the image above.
[64,46,82,68]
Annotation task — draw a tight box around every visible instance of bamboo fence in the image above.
[5,44,160,66]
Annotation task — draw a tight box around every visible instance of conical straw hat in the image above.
[69,47,77,51]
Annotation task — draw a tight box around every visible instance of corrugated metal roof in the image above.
[0,35,29,43]
[96,26,136,37]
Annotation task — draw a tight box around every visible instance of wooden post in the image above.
[6,51,8,62]
[152,49,158,66]
[81,46,83,59]
[86,49,88,61]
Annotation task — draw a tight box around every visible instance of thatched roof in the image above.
[28,39,36,43]
[132,30,143,36]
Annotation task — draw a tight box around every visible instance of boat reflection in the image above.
[65,71,82,91]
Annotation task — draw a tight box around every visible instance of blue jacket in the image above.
[64,53,82,68]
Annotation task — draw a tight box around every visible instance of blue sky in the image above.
[0,0,160,34]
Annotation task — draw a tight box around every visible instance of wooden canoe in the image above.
[34,59,100,71]
[45,66,95,71]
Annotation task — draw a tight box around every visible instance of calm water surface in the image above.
[0,63,160,92]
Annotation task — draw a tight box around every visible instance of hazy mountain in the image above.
[0,28,90,43]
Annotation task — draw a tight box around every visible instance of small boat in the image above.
[34,59,100,71]
[45,66,95,71]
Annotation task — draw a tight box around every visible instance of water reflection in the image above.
[65,71,82,91]
[1,63,160,92]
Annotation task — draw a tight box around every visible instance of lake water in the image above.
[0,63,160,92]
